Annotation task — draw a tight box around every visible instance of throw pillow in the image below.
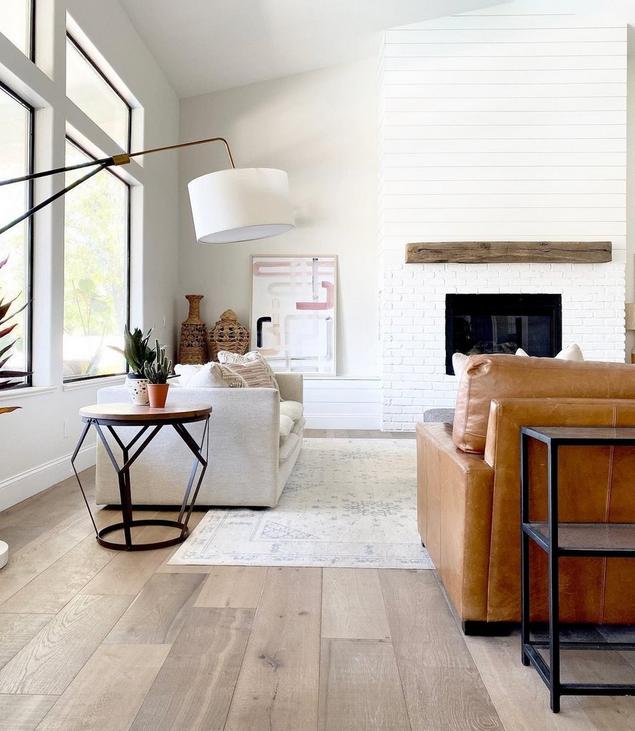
[452,352,469,379]
[515,344,584,361]
[218,350,279,390]
[187,362,234,388]
[174,363,202,387]
[555,343,584,361]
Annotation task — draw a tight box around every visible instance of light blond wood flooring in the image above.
[0,437,633,729]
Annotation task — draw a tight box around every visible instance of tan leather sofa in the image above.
[417,354,635,633]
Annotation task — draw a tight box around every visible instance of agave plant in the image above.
[143,340,172,384]
[0,256,30,415]
[111,325,156,376]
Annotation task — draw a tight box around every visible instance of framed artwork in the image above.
[250,255,337,374]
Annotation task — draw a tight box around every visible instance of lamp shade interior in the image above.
[187,167,294,244]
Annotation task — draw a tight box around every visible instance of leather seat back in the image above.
[452,355,635,454]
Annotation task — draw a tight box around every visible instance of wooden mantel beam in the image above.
[405,241,612,264]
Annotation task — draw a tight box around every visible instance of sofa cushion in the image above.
[453,354,635,454]
[280,400,303,421]
[279,414,294,437]
[218,351,279,390]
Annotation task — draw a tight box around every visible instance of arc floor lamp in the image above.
[0,136,295,242]
[0,138,293,568]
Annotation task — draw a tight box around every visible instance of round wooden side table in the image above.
[71,403,212,551]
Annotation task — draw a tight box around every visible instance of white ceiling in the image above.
[118,0,503,98]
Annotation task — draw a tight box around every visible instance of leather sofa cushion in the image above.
[453,354,635,454]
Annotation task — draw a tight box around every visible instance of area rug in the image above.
[169,438,433,569]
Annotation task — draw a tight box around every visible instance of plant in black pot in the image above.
[114,326,156,405]
[143,339,173,408]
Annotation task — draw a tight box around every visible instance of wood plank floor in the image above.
[0,433,633,729]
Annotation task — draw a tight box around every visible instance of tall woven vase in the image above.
[178,294,208,364]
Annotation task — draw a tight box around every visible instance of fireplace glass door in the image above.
[445,294,562,375]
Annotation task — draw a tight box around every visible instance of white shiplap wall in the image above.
[379,3,627,430]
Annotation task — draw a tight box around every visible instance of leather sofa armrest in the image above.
[417,423,494,621]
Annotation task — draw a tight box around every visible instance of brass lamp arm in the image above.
[0,136,235,236]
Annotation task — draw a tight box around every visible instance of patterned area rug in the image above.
[169,438,433,569]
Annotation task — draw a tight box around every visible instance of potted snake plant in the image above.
[0,255,30,569]
[112,326,156,404]
[143,339,173,408]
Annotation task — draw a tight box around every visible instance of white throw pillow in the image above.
[187,362,230,388]
[279,414,294,437]
[174,363,202,387]
[280,400,303,421]
[452,352,469,379]
[555,343,584,361]
[515,344,584,361]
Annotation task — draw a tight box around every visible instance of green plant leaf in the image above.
[0,323,18,339]
[0,340,17,359]
[0,294,20,322]
[0,300,29,327]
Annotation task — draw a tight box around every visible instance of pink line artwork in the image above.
[295,281,335,310]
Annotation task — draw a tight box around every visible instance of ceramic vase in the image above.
[179,294,208,364]
[126,374,149,405]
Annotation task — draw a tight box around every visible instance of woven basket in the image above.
[208,309,250,361]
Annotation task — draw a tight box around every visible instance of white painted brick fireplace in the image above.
[378,2,627,431]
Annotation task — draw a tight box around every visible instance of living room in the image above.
[0,0,634,728]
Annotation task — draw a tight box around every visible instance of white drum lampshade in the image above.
[188,167,294,244]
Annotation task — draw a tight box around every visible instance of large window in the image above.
[66,33,131,150]
[0,83,33,384]
[0,0,34,59]
[63,138,129,381]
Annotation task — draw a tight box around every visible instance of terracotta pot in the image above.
[147,383,169,408]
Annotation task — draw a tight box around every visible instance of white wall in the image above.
[379,3,627,430]
[178,58,380,378]
[0,0,180,510]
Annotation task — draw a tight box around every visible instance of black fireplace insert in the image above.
[445,293,562,375]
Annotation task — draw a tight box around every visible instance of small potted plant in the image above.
[143,339,172,408]
[114,326,156,405]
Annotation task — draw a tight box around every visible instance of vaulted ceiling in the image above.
[118,0,504,98]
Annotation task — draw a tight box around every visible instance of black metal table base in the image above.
[520,427,635,713]
[96,518,189,551]
[71,414,210,551]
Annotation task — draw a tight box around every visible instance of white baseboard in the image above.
[305,414,381,430]
[0,445,96,512]
[304,377,381,430]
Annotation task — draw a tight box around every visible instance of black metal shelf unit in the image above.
[520,426,635,713]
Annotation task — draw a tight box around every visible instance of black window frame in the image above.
[62,135,131,383]
[29,0,36,62]
[0,0,36,61]
[0,80,34,388]
[65,31,132,153]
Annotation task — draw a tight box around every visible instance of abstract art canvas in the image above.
[251,255,337,374]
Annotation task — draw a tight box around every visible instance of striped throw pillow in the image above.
[218,351,278,390]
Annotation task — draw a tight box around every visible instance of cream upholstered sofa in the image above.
[94,373,303,508]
